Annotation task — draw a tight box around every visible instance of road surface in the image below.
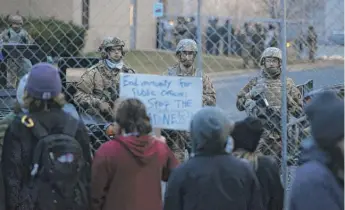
[214,64,344,121]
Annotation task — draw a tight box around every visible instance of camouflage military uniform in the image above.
[0,15,33,88]
[239,25,254,68]
[163,39,217,162]
[173,17,189,45]
[307,26,317,62]
[236,47,302,161]
[74,37,135,120]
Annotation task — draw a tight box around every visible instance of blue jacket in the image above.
[289,138,344,210]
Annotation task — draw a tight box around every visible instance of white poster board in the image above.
[119,73,203,131]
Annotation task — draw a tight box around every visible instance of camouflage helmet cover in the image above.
[8,15,23,25]
[99,36,125,50]
[176,39,198,54]
[99,37,125,58]
[260,47,282,66]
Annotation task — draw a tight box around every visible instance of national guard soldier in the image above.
[173,17,189,45]
[0,14,33,88]
[74,37,135,121]
[239,23,254,68]
[163,38,216,162]
[236,47,302,160]
[307,25,317,62]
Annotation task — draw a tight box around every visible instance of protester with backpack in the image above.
[1,63,92,210]
[91,98,178,210]
[231,117,284,210]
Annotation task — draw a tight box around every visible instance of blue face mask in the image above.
[105,59,124,70]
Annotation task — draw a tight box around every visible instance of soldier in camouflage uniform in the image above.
[173,17,189,45]
[0,14,33,88]
[74,37,135,121]
[239,23,254,68]
[163,38,216,162]
[236,47,302,161]
[307,26,317,62]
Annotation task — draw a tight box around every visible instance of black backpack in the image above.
[29,115,87,209]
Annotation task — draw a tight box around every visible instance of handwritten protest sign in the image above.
[119,73,203,131]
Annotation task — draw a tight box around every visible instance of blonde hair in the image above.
[23,91,66,112]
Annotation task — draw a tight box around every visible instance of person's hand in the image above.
[155,136,166,143]
[249,84,266,98]
[244,99,256,111]
[99,102,112,113]
[105,123,121,137]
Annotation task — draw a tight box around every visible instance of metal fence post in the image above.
[158,0,164,50]
[280,0,289,209]
[227,19,232,55]
[129,0,137,50]
[196,0,203,75]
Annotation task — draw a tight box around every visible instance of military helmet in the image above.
[260,47,282,66]
[176,39,198,54]
[99,37,125,58]
[8,15,23,25]
[99,37,125,50]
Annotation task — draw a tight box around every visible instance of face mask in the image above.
[105,59,124,70]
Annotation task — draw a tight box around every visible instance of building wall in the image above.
[0,0,275,52]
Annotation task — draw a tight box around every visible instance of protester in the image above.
[232,116,284,210]
[289,90,344,210]
[91,98,178,210]
[164,107,263,210]
[1,63,92,210]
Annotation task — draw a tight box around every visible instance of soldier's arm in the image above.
[124,66,136,74]
[202,74,216,106]
[74,69,103,109]
[0,30,9,43]
[236,78,257,111]
[287,77,303,115]
[25,32,34,44]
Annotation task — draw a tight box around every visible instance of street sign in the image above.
[153,2,164,18]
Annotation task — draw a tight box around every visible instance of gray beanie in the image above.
[305,90,344,149]
[26,63,62,100]
[190,106,234,154]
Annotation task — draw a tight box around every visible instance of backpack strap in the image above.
[21,114,49,139]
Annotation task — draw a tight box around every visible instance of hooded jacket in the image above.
[289,138,344,210]
[91,135,178,210]
[164,107,263,210]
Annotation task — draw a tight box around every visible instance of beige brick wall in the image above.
[0,0,269,52]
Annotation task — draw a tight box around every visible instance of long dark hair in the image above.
[115,98,152,136]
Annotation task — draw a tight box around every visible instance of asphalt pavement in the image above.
[214,64,344,121]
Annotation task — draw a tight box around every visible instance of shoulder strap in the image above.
[26,115,49,139]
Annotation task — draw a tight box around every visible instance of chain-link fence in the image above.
[0,0,344,207]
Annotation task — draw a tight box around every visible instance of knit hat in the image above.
[26,63,62,100]
[190,106,234,154]
[305,90,344,149]
[231,117,264,152]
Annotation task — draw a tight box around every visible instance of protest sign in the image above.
[119,73,203,131]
